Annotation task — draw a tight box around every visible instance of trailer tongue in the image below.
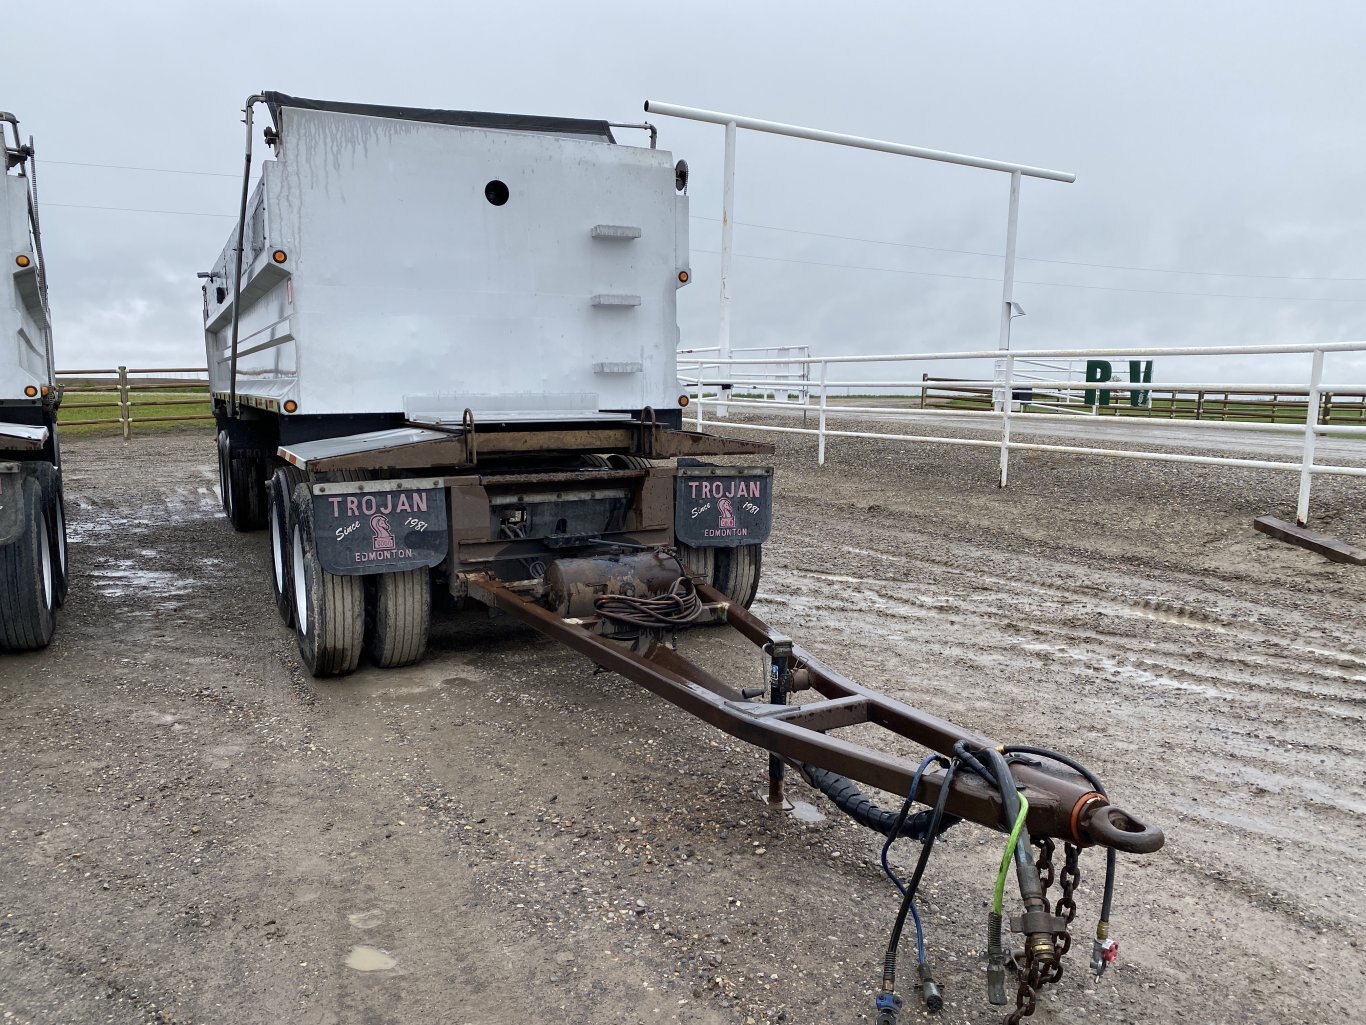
[468,571,1160,1023]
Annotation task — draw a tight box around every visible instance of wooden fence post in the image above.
[118,366,131,440]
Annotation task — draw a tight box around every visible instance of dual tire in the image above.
[681,542,762,608]
[0,468,66,652]
[276,478,430,677]
[585,453,763,609]
[218,430,267,532]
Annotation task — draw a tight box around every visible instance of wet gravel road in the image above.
[1,428,1363,1025]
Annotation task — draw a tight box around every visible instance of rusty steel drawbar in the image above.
[464,567,1163,1023]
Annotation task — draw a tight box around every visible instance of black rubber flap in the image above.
[263,92,615,141]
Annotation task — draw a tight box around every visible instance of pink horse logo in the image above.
[717,498,737,529]
[371,513,396,551]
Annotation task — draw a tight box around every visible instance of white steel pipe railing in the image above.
[679,341,1366,527]
[680,339,1366,364]
[643,102,1077,182]
[648,100,1074,419]
[684,396,1366,435]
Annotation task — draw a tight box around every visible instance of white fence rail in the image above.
[678,341,1366,527]
[647,101,1074,416]
[678,344,812,404]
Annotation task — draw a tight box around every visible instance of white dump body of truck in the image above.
[204,102,691,421]
[1,171,50,404]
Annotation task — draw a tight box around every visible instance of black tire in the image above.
[366,568,431,668]
[32,463,69,608]
[0,477,56,651]
[678,542,715,585]
[268,466,305,626]
[713,543,762,608]
[607,454,654,470]
[223,436,268,533]
[215,431,231,515]
[290,482,364,677]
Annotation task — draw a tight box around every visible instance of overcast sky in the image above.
[7,0,1365,386]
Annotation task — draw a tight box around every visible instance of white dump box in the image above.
[2,113,67,654]
[203,94,691,424]
[1,152,51,411]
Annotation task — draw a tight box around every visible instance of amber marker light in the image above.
[283,400,298,413]
[24,385,38,397]
[677,270,689,283]
[678,394,690,407]
[15,254,31,268]
[272,249,288,264]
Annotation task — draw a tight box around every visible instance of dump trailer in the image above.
[205,93,1164,1022]
[204,92,767,673]
[0,112,67,651]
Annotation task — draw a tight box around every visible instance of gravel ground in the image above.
[1,426,1363,1025]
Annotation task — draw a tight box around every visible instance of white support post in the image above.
[817,362,829,466]
[717,120,737,418]
[999,352,1014,487]
[994,170,1021,413]
[1296,348,1325,526]
[695,373,704,428]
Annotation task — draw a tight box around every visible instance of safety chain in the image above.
[1006,959,1045,1025]
[1006,839,1084,1023]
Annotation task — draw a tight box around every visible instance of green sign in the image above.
[1084,360,1153,407]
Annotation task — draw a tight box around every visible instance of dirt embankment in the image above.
[1,428,1362,1025]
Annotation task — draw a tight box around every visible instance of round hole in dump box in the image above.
[484,180,510,206]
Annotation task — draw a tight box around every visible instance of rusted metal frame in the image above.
[710,582,992,751]
[770,694,871,732]
[652,427,774,458]
[642,642,746,700]
[480,467,646,488]
[470,575,1160,853]
[705,583,1162,852]
[310,424,772,473]
[456,529,674,566]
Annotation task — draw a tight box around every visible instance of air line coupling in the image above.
[1091,921,1118,977]
[873,989,902,1025]
[1010,908,1067,966]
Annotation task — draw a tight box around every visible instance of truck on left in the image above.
[0,111,67,650]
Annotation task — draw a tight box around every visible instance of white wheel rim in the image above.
[37,509,52,608]
[271,496,286,594]
[54,501,67,575]
[292,523,308,635]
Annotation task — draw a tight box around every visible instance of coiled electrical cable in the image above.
[594,576,703,628]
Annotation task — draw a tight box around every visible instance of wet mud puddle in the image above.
[345,945,397,972]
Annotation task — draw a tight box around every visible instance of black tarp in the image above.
[262,92,615,142]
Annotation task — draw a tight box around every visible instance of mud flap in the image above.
[309,481,449,575]
[675,465,773,548]
[0,463,26,546]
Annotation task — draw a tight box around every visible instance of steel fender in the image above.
[675,465,773,548]
[309,484,449,575]
[0,465,27,545]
